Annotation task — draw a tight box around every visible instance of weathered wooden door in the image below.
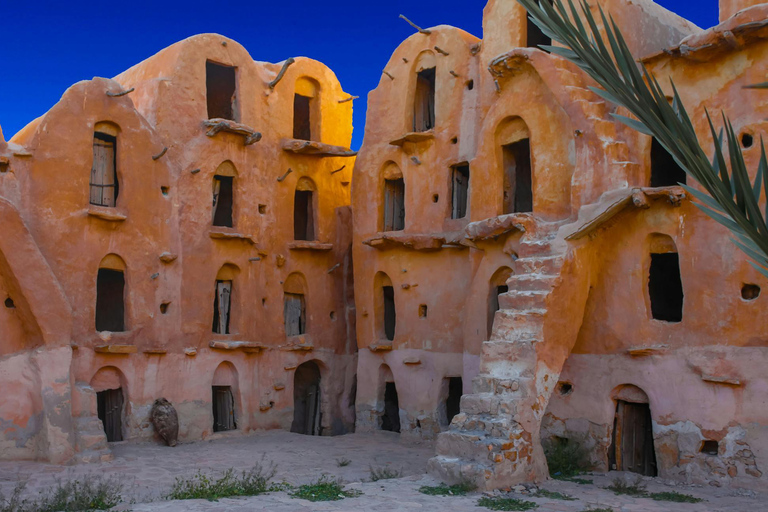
[614,400,657,476]
[284,293,305,336]
[91,134,117,207]
[291,361,321,435]
[212,386,236,432]
[97,388,123,442]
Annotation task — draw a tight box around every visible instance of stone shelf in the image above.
[281,138,357,157]
[209,228,257,245]
[209,340,267,354]
[369,343,393,352]
[363,232,456,252]
[203,119,262,146]
[389,130,435,147]
[94,345,137,354]
[287,241,333,251]
[87,206,127,222]
[627,344,669,357]
[464,214,528,242]
[701,374,742,386]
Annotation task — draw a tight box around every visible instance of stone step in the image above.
[512,255,565,275]
[75,417,109,453]
[507,274,557,292]
[517,239,554,257]
[427,455,490,486]
[490,310,545,341]
[435,431,504,464]
[499,290,549,310]
[74,449,113,464]
[472,375,536,395]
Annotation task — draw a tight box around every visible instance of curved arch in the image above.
[609,384,657,476]
[212,361,240,432]
[94,121,120,137]
[99,254,126,271]
[214,160,238,177]
[648,233,677,254]
[488,266,513,338]
[215,263,240,281]
[295,76,320,98]
[610,384,650,405]
[374,271,396,342]
[291,360,323,435]
[284,272,308,336]
[90,365,128,392]
[296,176,316,192]
[91,366,128,442]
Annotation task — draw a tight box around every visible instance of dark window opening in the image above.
[4,298,14,309]
[160,302,170,314]
[212,386,236,432]
[413,67,436,132]
[291,361,322,435]
[650,138,686,187]
[649,252,684,322]
[383,178,405,231]
[742,133,754,148]
[503,139,533,214]
[381,381,400,433]
[451,164,470,219]
[432,194,439,203]
[557,382,573,396]
[97,388,124,442]
[610,400,657,476]
[445,377,462,425]
[161,186,169,196]
[96,268,125,332]
[700,440,719,456]
[488,284,508,339]
[742,283,760,301]
[526,2,553,48]
[466,80,474,90]
[383,285,396,341]
[212,280,232,334]
[206,61,237,121]
[258,204,267,214]
[293,94,312,140]
[294,190,315,241]
[419,304,428,318]
[284,292,306,336]
[90,132,118,207]
[0,161,8,173]
[212,175,234,227]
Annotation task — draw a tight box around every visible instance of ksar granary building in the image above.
[1,0,767,493]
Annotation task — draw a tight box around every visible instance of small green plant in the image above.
[534,489,575,501]
[0,475,124,512]
[478,495,538,511]
[418,480,476,496]
[368,466,402,481]
[545,439,591,479]
[607,476,647,497]
[649,491,703,503]
[167,461,278,501]
[336,458,351,467]
[291,475,361,502]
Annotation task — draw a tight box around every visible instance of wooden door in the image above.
[614,400,657,476]
[212,386,236,432]
[97,388,123,442]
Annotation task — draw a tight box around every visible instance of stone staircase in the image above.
[428,221,569,488]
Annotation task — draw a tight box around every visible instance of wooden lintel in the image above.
[281,138,357,157]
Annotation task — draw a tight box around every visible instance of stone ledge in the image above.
[87,206,127,222]
[209,228,257,245]
[702,374,742,386]
[464,214,528,242]
[94,344,137,354]
[287,241,333,251]
[627,344,669,357]
[209,340,267,354]
[281,138,357,156]
[389,130,435,146]
[369,343,393,352]
[363,232,465,251]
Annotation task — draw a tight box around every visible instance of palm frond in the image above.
[517,0,768,275]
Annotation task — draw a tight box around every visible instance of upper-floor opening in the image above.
[375,272,396,342]
[294,177,317,241]
[412,51,436,132]
[96,254,126,332]
[206,60,238,121]
[650,138,686,187]
[213,264,239,334]
[498,117,533,214]
[90,122,120,208]
[526,0,553,48]
[381,162,405,232]
[647,234,684,322]
[284,272,308,336]
[294,77,321,141]
[212,161,237,228]
[451,163,470,219]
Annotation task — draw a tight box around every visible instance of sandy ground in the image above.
[0,430,762,511]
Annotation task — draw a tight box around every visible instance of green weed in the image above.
[478,495,538,511]
[649,491,703,503]
[534,489,576,501]
[0,475,124,512]
[336,458,351,467]
[167,461,279,501]
[290,475,361,502]
[545,439,591,479]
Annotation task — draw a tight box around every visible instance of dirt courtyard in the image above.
[0,431,762,511]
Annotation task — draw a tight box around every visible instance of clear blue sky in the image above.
[0,0,718,149]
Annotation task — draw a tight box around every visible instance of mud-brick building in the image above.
[352,0,768,492]
[0,34,358,463]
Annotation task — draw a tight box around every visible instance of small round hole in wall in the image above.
[451,137,458,144]
[330,311,336,320]
[161,186,169,196]
[556,381,573,396]
[4,297,15,309]
[160,302,170,314]
[432,194,439,203]
[742,283,760,300]
[741,133,754,148]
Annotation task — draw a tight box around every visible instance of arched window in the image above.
[294,177,317,241]
[650,138,686,187]
[498,117,533,214]
[212,161,237,227]
[206,60,238,121]
[213,264,239,334]
[381,162,405,232]
[96,254,126,332]
[488,267,513,338]
[90,122,119,208]
[375,272,396,341]
[291,360,322,435]
[412,52,436,132]
[212,361,239,432]
[294,77,321,141]
[648,234,683,322]
[284,272,308,336]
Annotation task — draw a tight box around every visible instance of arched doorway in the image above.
[91,366,128,442]
[291,361,321,435]
[609,385,657,476]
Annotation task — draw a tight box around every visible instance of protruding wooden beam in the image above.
[269,57,296,89]
[152,147,168,161]
[106,87,135,97]
[338,96,358,104]
[399,14,431,35]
